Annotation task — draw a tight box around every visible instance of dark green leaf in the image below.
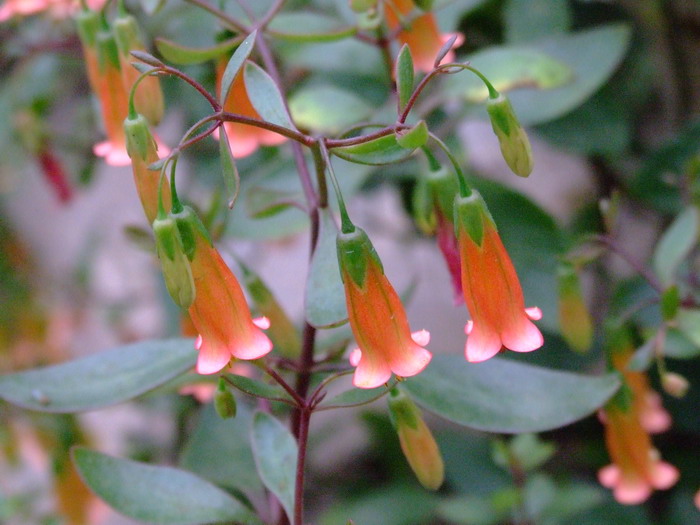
[218,125,241,208]
[73,447,261,524]
[504,0,571,43]
[220,30,256,104]
[223,373,294,403]
[333,133,415,165]
[268,12,356,42]
[403,355,620,433]
[180,403,264,498]
[305,208,347,328]
[319,384,392,410]
[396,44,414,112]
[155,36,240,65]
[0,339,196,413]
[251,412,297,521]
[288,84,373,134]
[245,62,297,130]
[652,206,699,287]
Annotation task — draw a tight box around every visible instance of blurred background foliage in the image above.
[1,0,700,524]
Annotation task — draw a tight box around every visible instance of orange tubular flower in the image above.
[0,0,105,21]
[608,326,671,434]
[215,59,287,158]
[598,401,678,504]
[338,226,432,389]
[92,27,131,166]
[454,191,543,362]
[173,206,272,375]
[383,0,463,73]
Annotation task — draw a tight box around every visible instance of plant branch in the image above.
[183,0,250,33]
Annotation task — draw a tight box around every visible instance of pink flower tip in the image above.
[253,316,271,330]
[349,348,362,367]
[411,330,431,346]
[93,140,131,167]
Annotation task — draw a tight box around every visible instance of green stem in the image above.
[428,132,471,197]
[319,141,354,233]
[168,157,183,213]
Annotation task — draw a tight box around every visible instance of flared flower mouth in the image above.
[464,306,543,362]
[93,140,131,166]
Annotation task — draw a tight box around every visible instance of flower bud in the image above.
[661,372,689,398]
[388,388,444,491]
[214,378,237,419]
[153,215,196,309]
[557,263,593,353]
[486,93,533,177]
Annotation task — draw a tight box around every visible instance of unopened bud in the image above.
[124,113,155,161]
[486,93,533,177]
[153,215,196,309]
[557,263,593,353]
[662,372,689,398]
[388,388,444,491]
[214,378,237,419]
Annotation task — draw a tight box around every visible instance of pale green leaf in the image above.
[220,30,256,104]
[155,36,240,65]
[652,206,699,287]
[219,125,241,208]
[289,84,373,134]
[245,62,297,130]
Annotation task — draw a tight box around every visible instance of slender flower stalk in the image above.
[454,190,543,362]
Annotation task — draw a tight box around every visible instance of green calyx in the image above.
[114,14,143,57]
[75,8,100,48]
[453,190,493,247]
[170,205,212,261]
[428,167,458,220]
[152,215,195,309]
[96,28,121,72]
[124,113,153,161]
[336,226,383,289]
[388,388,420,431]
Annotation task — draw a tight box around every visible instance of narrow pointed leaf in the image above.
[0,339,196,413]
[305,208,347,328]
[403,355,620,433]
[244,62,297,130]
[155,36,241,65]
[652,206,699,287]
[319,384,392,410]
[223,374,294,403]
[251,412,297,521]
[218,125,241,208]
[73,448,261,525]
[333,133,416,165]
[267,12,356,42]
[396,44,414,112]
[220,30,256,104]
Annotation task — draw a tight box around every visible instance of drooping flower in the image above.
[0,0,105,22]
[215,58,287,158]
[454,190,543,362]
[598,399,678,504]
[388,387,444,490]
[337,226,432,389]
[91,25,131,166]
[608,326,671,434]
[383,0,464,72]
[172,206,272,374]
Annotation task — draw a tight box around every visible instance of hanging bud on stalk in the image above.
[388,388,444,490]
[486,93,533,177]
[337,226,431,389]
[152,213,195,309]
[214,378,237,419]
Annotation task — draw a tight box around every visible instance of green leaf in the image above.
[155,36,240,65]
[664,328,700,359]
[289,84,373,134]
[333,133,416,165]
[268,12,356,42]
[180,402,264,498]
[250,412,297,521]
[446,48,573,103]
[305,208,347,328]
[652,206,699,287]
[139,0,166,14]
[319,384,392,410]
[245,62,297,130]
[403,355,620,433]
[246,186,300,219]
[504,0,571,43]
[396,44,414,112]
[218,125,241,208]
[223,373,294,403]
[73,447,261,525]
[220,30,256,104]
[0,339,196,413]
[675,309,700,349]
